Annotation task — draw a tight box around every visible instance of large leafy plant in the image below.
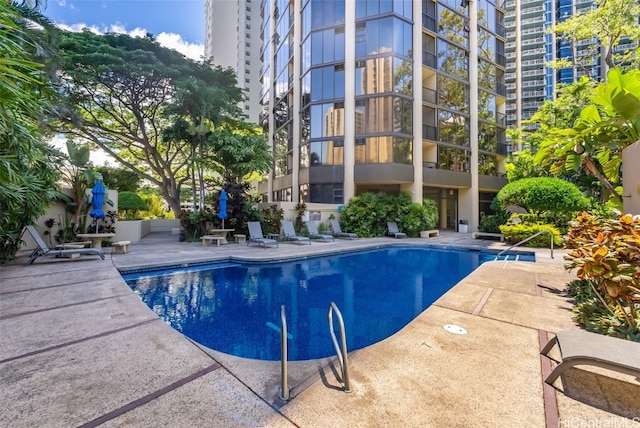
[563,212,640,335]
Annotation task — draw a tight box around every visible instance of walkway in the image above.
[1,232,638,427]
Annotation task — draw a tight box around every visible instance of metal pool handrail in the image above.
[279,305,289,401]
[328,302,351,392]
[496,229,554,260]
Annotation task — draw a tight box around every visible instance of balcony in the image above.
[423,124,437,141]
[423,52,437,70]
[496,82,507,96]
[496,53,506,67]
[496,23,506,39]
[423,87,437,104]
[423,14,436,32]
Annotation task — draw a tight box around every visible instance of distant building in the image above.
[205,0,262,123]
[504,0,637,131]
[258,0,510,232]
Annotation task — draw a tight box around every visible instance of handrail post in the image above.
[328,302,351,392]
[279,305,289,401]
[496,229,554,260]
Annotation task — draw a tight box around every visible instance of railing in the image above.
[496,229,554,260]
[279,305,289,401]
[328,302,351,392]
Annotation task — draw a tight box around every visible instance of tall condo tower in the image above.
[259,0,509,232]
[205,0,263,123]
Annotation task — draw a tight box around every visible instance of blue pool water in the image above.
[122,246,533,361]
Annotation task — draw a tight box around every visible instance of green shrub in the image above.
[498,223,562,247]
[566,279,640,341]
[339,193,438,237]
[563,212,640,338]
[495,177,591,215]
[261,204,284,234]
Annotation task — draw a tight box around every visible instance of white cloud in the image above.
[55,22,205,61]
[156,32,204,61]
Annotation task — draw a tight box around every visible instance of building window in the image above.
[307,139,344,166]
[438,146,470,172]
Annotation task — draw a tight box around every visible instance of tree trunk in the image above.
[583,155,623,203]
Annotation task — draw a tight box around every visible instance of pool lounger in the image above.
[330,219,359,239]
[23,225,105,264]
[282,220,311,245]
[247,222,279,248]
[540,329,640,385]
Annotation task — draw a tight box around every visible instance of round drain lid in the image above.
[443,324,467,335]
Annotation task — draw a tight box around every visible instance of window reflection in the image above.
[438,147,469,172]
[438,6,468,47]
[438,110,469,146]
[306,140,344,166]
[438,75,469,113]
[355,17,412,58]
[437,39,468,79]
[310,102,345,138]
[479,153,497,176]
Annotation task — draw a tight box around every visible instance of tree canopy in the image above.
[550,0,640,71]
[51,31,270,214]
[534,68,640,204]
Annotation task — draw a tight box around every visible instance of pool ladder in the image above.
[279,302,351,401]
[328,302,351,392]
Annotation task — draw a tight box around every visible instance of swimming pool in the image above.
[122,246,533,361]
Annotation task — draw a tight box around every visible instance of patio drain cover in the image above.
[443,324,467,335]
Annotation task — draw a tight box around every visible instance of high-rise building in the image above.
[503,0,626,130]
[205,0,262,123]
[259,0,509,232]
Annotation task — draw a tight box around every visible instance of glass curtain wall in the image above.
[300,0,345,202]
[354,1,414,166]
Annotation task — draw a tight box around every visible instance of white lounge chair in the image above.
[281,220,311,245]
[387,221,407,239]
[541,330,640,385]
[305,221,334,242]
[330,219,359,239]
[23,226,105,264]
[247,222,278,248]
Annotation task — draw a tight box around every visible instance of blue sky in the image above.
[44,0,206,59]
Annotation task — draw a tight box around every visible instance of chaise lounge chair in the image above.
[330,219,359,239]
[305,221,334,242]
[23,225,105,265]
[540,329,640,385]
[247,222,279,248]
[281,220,311,245]
[387,221,407,239]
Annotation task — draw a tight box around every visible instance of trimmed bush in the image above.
[498,223,562,247]
[495,177,591,215]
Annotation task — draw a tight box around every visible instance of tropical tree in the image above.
[58,139,100,233]
[0,1,63,263]
[534,68,640,205]
[51,31,245,214]
[549,0,640,71]
[94,165,141,192]
[204,125,272,184]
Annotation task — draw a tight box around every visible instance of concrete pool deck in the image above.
[1,231,638,427]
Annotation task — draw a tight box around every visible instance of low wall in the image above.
[149,219,180,233]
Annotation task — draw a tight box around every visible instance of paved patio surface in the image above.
[1,231,638,427]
